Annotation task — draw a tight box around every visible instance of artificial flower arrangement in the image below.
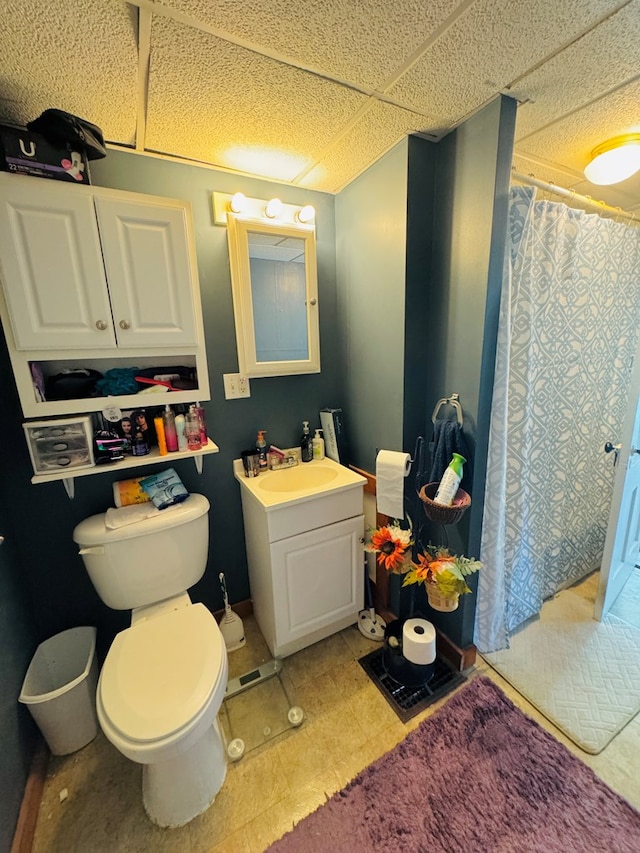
[402,544,482,599]
[366,522,482,610]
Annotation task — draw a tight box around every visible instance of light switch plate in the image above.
[223,373,251,399]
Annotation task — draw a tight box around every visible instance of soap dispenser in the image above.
[300,421,312,463]
[312,428,325,460]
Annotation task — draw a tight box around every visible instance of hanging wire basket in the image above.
[418,483,471,525]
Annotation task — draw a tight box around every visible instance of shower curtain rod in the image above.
[512,170,638,224]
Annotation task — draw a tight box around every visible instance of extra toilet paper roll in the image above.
[376,450,411,518]
[402,618,436,666]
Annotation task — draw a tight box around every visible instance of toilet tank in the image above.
[73,494,210,610]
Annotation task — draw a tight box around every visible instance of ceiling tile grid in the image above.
[0,0,138,143]
[512,1,640,140]
[145,16,368,182]
[388,0,631,127]
[155,0,463,91]
[299,101,430,192]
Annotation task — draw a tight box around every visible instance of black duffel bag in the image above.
[27,109,107,160]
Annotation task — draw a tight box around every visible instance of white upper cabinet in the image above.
[0,176,116,350]
[0,176,198,351]
[94,197,197,348]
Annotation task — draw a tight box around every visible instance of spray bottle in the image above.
[434,453,466,506]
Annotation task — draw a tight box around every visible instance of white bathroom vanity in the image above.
[234,457,366,657]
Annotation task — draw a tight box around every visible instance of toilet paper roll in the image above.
[402,618,436,666]
[375,450,411,518]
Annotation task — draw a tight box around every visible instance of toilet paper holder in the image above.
[375,435,425,471]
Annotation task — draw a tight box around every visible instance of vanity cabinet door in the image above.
[94,197,198,348]
[0,176,116,350]
[269,514,364,653]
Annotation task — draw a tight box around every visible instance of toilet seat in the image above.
[99,603,226,743]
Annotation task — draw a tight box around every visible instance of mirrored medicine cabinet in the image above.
[222,198,320,378]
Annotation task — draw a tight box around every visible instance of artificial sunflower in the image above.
[365,523,413,573]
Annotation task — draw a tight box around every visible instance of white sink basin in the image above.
[257,465,339,493]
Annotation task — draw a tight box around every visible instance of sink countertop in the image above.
[233,457,366,510]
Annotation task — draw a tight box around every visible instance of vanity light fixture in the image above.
[229,192,248,213]
[296,204,315,224]
[265,197,284,219]
[584,134,640,185]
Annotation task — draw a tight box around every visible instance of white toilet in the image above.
[72,494,229,828]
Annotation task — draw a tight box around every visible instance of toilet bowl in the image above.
[73,494,229,828]
[97,601,228,826]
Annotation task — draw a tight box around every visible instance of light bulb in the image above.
[229,192,247,213]
[265,197,283,218]
[584,136,640,186]
[296,205,315,224]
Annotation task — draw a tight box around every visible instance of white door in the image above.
[595,341,640,620]
[94,197,198,347]
[0,176,116,349]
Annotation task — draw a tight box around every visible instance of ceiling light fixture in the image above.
[584,134,640,185]
[265,198,283,219]
[296,205,315,224]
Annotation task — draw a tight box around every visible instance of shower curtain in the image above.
[475,186,640,653]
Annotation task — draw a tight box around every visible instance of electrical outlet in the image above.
[223,373,251,399]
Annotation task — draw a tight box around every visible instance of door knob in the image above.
[95,320,107,331]
[119,320,131,330]
[604,441,622,466]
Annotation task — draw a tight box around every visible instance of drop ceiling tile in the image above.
[299,101,430,193]
[512,3,640,140]
[0,0,138,143]
[145,17,368,181]
[388,0,628,128]
[156,0,462,90]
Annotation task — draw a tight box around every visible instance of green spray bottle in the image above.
[434,453,466,506]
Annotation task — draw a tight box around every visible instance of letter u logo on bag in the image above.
[19,139,36,158]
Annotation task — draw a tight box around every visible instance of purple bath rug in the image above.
[267,676,640,852]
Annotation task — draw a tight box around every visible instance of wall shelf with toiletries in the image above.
[31,439,220,499]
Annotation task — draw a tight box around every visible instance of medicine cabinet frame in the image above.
[225,213,320,378]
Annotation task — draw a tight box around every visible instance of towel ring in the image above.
[431,393,463,426]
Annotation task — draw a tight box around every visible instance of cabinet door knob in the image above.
[309,298,317,306]
[95,320,108,331]
[119,320,131,330]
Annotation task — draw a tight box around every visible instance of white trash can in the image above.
[19,626,99,755]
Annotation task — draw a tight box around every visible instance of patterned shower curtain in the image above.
[475,186,640,653]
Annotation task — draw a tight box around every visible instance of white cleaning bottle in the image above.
[434,453,466,506]
[312,429,325,460]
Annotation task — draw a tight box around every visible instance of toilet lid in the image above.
[100,604,225,743]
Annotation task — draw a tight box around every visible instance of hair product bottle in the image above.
[154,415,168,456]
[162,404,179,452]
[312,428,325,460]
[434,453,466,506]
[300,421,312,463]
[256,430,268,469]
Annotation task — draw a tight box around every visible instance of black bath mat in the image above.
[359,646,465,723]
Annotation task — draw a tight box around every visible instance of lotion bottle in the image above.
[312,429,325,460]
[162,404,179,452]
[195,402,207,445]
[434,453,466,506]
[300,421,312,462]
[185,406,202,450]
[256,430,268,469]
[154,415,168,456]
[175,412,188,451]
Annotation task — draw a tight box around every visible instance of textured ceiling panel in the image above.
[157,0,462,90]
[299,102,429,193]
[516,78,640,172]
[0,0,138,143]
[388,0,628,128]
[512,3,640,140]
[145,17,367,181]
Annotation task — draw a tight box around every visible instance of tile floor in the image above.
[32,574,640,852]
